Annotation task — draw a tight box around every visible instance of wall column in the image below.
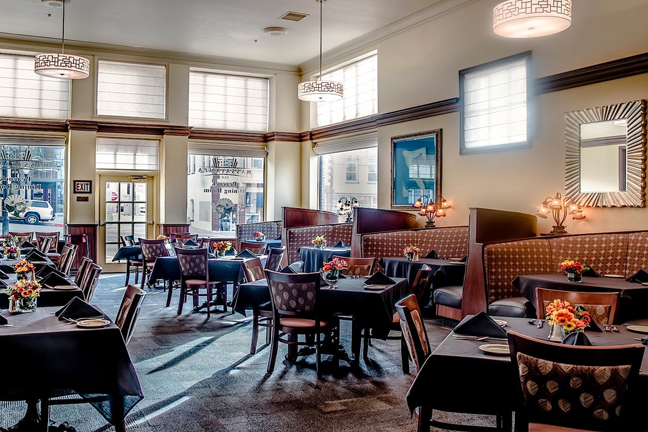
[266,140,301,221]
[159,130,190,234]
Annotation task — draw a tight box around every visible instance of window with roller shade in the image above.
[97,60,167,119]
[189,71,269,132]
[96,138,159,171]
[460,52,531,154]
[316,53,377,127]
[0,53,70,119]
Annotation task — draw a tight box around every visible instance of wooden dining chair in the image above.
[174,233,199,245]
[57,243,78,276]
[265,270,340,378]
[35,232,59,254]
[265,247,286,272]
[79,262,102,303]
[535,288,621,325]
[37,237,53,254]
[334,256,375,276]
[10,231,33,245]
[243,258,273,354]
[396,294,430,372]
[74,256,93,286]
[508,331,644,432]
[120,235,143,286]
[116,284,147,345]
[175,247,223,318]
[139,238,169,290]
[240,241,265,256]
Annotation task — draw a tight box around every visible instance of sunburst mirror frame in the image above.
[565,99,647,207]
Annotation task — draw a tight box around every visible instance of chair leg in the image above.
[316,329,322,379]
[140,266,147,290]
[363,327,370,360]
[206,286,212,319]
[125,261,131,286]
[401,336,410,374]
[417,406,432,432]
[40,398,50,432]
[165,280,173,307]
[134,266,139,284]
[267,327,279,374]
[251,310,260,354]
[177,286,185,315]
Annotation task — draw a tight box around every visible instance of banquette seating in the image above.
[285,223,353,265]
[236,221,282,248]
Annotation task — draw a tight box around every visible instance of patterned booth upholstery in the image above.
[285,224,353,265]
[483,231,648,316]
[360,227,469,272]
[236,221,282,247]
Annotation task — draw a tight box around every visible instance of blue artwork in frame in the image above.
[391,130,442,210]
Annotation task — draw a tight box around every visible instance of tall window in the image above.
[97,60,167,119]
[189,71,269,132]
[459,52,530,154]
[0,53,70,119]
[187,154,265,236]
[317,54,377,127]
[319,148,378,213]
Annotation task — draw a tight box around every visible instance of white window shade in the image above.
[317,54,377,127]
[188,142,267,158]
[97,61,167,119]
[0,53,70,119]
[189,72,269,132]
[461,56,528,151]
[97,138,159,170]
[313,131,377,155]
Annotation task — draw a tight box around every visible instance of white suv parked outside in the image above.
[15,200,55,225]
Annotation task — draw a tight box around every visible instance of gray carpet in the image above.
[0,274,501,431]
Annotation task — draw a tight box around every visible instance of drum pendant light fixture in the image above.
[493,0,572,39]
[35,0,90,79]
[298,0,343,102]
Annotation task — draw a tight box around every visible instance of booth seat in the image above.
[236,221,282,247]
[482,231,648,317]
[285,223,353,265]
[359,226,469,272]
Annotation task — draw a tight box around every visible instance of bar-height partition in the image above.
[350,207,422,257]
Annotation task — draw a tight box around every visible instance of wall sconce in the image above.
[338,197,359,223]
[537,192,586,235]
[413,195,450,228]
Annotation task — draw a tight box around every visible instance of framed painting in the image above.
[391,130,442,210]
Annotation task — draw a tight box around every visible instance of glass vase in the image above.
[548,322,565,342]
[567,272,582,282]
[16,273,26,281]
[10,297,37,314]
[321,269,339,289]
[217,250,226,258]
[314,243,326,250]
[406,253,414,261]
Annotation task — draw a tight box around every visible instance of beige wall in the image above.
[301,0,648,234]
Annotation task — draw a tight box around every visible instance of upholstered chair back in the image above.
[265,270,321,316]
[243,258,266,282]
[396,294,430,372]
[140,239,169,262]
[36,232,59,253]
[176,247,208,278]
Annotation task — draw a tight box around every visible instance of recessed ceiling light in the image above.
[263,27,289,36]
[280,11,309,22]
[41,0,70,7]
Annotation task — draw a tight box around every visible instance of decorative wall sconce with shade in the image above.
[35,0,90,79]
[537,192,585,235]
[413,195,450,228]
[338,197,358,223]
[493,0,572,39]
[297,0,343,102]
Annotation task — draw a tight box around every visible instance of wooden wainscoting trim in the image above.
[66,224,98,271]
[158,224,190,235]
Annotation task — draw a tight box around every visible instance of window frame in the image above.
[459,51,532,155]
[94,58,169,121]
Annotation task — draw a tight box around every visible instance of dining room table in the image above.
[406,316,648,431]
[380,256,466,287]
[298,246,352,273]
[513,273,648,322]
[234,276,410,364]
[0,306,143,432]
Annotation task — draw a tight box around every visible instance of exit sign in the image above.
[73,180,92,194]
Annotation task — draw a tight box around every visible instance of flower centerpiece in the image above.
[15,259,35,281]
[156,234,169,242]
[560,260,587,282]
[253,232,265,241]
[214,241,232,257]
[312,235,327,249]
[6,279,41,313]
[320,257,348,289]
[403,245,421,261]
[545,299,591,341]
[0,234,17,248]
[4,246,20,260]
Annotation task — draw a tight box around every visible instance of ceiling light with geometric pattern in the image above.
[493,0,572,39]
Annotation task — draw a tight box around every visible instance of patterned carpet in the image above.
[0,274,501,432]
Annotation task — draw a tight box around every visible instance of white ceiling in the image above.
[0,0,445,66]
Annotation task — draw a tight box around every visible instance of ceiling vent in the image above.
[280,11,309,22]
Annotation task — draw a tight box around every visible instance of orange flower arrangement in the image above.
[213,241,232,252]
[546,299,591,333]
[559,260,585,274]
[6,279,41,302]
[15,259,35,276]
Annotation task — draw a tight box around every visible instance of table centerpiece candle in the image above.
[403,245,421,262]
[312,235,327,250]
[214,241,232,257]
[6,279,41,313]
[253,232,265,241]
[15,259,35,281]
[560,260,586,282]
[320,257,348,289]
[545,299,591,342]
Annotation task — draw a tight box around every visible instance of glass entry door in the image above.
[99,175,154,268]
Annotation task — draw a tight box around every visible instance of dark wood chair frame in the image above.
[139,238,169,290]
[243,258,273,354]
[535,287,620,325]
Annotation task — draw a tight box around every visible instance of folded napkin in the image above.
[0,265,15,274]
[183,240,198,248]
[56,297,103,321]
[280,266,297,274]
[20,241,37,249]
[425,250,439,259]
[26,249,48,260]
[36,264,63,278]
[333,241,346,248]
[0,270,8,280]
[0,314,7,325]
[364,271,395,285]
[237,249,257,259]
[0,280,7,288]
[582,266,599,277]
[562,331,592,346]
[627,269,648,283]
[41,272,70,288]
[453,311,508,338]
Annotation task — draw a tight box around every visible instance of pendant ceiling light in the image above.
[298,0,343,102]
[35,0,90,79]
[493,0,572,39]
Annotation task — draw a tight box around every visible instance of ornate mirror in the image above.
[565,100,646,207]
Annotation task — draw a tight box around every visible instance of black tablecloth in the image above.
[112,246,142,262]
[514,273,648,322]
[298,247,351,273]
[149,255,267,285]
[406,317,648,418]
[234,277,409,339]
[0,271,83,309]
[381,257,466,287]
[0,307,143,425]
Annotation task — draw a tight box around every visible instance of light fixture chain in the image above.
[61,0,66,53]
[319,0,323,81]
